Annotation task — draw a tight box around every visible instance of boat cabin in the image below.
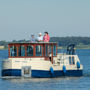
[8,42,57,63]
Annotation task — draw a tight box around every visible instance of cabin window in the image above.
[48,45,52,57]
[72,57,75,64]
[18,45,25,56]
[45,45,49,57]
[53,45,56,56]
[45,45,56,57]
[27,45,33,56]
[10,46,17,57]
[69,57,72,65]
[49,45,52,53]
[36,45,42,56]
[69,56,75,65]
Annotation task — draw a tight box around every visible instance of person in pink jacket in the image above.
[43,32,50,42]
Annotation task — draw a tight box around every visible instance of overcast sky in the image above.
[0,0,90,41]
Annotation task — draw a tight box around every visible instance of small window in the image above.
[18,45,25,56]
[36,45,42,56]
[10,46,17,57]
[24,68,30,74]
[27,45,33,56]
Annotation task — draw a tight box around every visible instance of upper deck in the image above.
[8,42,57,60]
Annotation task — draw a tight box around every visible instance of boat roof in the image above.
[9,42,57,45]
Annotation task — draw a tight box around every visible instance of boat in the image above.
[2,42,83,78]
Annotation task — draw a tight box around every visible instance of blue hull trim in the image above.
[2,69,83,78]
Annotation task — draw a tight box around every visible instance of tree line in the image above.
[50,37,90,46]
[0,37,90,48]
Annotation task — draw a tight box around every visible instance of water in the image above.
[0,49,90,90]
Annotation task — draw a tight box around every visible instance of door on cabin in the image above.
[45,45,53,63]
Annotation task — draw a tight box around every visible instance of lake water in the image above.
[0,49,90,90]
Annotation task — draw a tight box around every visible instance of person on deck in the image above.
[43,32,50,42]
[30,34,36,43]
[37,33,43,42]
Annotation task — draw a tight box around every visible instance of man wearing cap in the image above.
[37,33,43,42]
[30,34,36,42]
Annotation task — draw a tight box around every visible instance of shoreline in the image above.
[58,45,90,49]
[1,46,90,50]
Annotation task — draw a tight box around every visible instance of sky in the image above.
[0,0,90,41]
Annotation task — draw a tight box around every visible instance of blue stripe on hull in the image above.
[2,69,83,77]
[2,69,21,76]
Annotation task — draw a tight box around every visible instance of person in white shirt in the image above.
[37,33,43,42]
